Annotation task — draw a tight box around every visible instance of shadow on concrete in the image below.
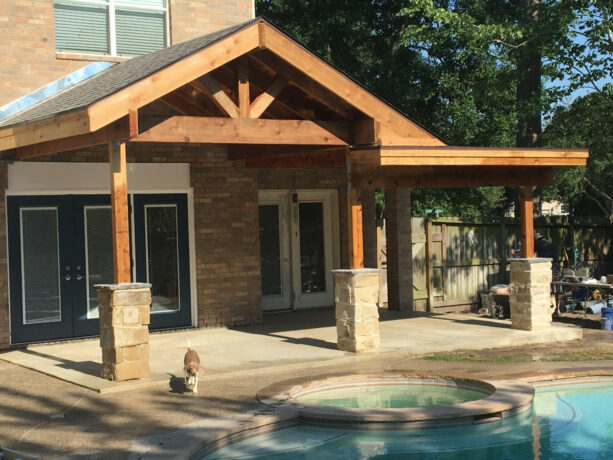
[168,373,188,394]
[19,348,100,377]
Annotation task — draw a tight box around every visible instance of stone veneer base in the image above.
[97,283,152,381]
[333,269,381,353]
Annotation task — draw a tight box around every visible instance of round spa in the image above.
[257,374,535,429]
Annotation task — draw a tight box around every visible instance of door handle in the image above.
[76,274,83,281]
[64,275,71,281]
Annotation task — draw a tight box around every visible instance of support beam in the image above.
[351,166,555,188]
[238,58,250,118]
[201,75,240,118]
[109,142,131,283]
[249,76,288,118]
[348,184,364,269]
[14,117,132,159]
[131,116,350,145]
[520,186,534,258]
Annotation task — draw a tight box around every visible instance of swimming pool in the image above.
[201,380,613,459]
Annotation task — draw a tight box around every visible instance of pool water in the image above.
[202,381,613,459]
[296,383,488,408]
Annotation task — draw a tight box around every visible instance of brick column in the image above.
[96,283,152,381]
[385,189,413,312]
[333,269,380,353]
[509,259,552,331]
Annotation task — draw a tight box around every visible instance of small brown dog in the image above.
[184,340,203,394]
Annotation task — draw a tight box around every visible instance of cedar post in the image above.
[109,141,131,283]
[348,186,364,269]
[347,156,364,269]
[520,186,534,258]
[238,57,250,118]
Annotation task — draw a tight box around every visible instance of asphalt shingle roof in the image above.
[0,18,259,129]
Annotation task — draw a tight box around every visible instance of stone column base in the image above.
[509,259,553,331]
[333,269,380,353]
[96,283,152,381]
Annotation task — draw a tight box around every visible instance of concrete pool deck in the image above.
[0,309,583,393]
[3,309,610,459]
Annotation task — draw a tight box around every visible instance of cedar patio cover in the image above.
[0,18,588,271]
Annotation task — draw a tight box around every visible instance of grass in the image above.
[421,352,613,362]
[421,354,532,363]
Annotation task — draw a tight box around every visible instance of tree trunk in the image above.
[515,0,542,218]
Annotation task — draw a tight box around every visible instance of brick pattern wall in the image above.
[169,0,254,44]
[0,1,83,107]
[0,0,254,107]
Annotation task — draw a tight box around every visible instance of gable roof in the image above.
[0,18,445,150]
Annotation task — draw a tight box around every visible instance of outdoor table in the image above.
[551,280,613,317]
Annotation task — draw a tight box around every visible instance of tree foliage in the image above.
[542,87,613,219]
[256,1,612,218]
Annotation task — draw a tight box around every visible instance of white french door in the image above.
[258,190,339,311]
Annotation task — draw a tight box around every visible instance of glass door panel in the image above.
[72,195,112,338]
[258,192,292,311]
[8,196,74,343]
[84,206,113,319]
[20,208,62,324]
[145,204,180,313]
[259,204,283,297]
[298,202,326,294]
[134,194,191,329]
[291,192,336,309]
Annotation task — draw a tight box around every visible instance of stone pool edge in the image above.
[128,371,613,459]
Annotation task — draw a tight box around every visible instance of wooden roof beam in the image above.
[130,116,351,145]
[250,50,357,120]
[13,115,134,160]
[258,23,445,144]
[200,75,240,118]
[351,166,555,189]
[250,75,288,118]
[238,57,250,118]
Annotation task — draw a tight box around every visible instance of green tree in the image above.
[256,1,611,217]
[541,88,613,219]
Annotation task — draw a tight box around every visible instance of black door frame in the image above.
[8,193,192,344]
[133,193,192,330]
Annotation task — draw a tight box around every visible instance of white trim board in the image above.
[8,162,190,192]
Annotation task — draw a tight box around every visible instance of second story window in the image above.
[54,0,169,57]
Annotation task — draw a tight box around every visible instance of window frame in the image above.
[54,0,170,58]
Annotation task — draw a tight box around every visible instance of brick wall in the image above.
[0,143,351,347]
[0,0,254,107]
[169,0,254,44]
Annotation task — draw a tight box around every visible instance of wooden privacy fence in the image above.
[410,216,613,312]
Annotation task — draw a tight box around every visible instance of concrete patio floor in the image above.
[0,309,582,393]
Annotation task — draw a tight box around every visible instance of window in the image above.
[54,0,168,57]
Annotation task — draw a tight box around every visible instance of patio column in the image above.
[519,186,534,258]
[385,188,413,312]
[333,269,381,353]
[109,141,131,283]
